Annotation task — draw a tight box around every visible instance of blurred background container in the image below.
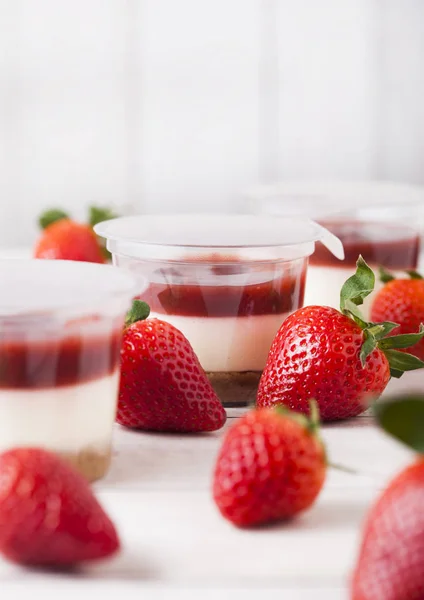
[1,0,424,246]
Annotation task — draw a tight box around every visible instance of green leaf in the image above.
[373,395,424,453]
[89,206,118,228]
[378,266,395,284]
[389,368,404,379]
[101,245,112,261]
[125,300,150,327]
[368,321,399,339]
[38,208,69,229]
[360,331,378,367]
[406,270,423,280]
[384,349,424,373]
[89,206,118,262]
[343,299,369,329]
[340,255,375,312]
[378,324,424,350]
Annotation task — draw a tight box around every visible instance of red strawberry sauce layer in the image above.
[311,220,420,269]
[140,260,307,318]
[0,330,121,389]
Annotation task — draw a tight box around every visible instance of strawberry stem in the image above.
[307,399,320,435]
[327,461,358,475]
[125,299,150,327]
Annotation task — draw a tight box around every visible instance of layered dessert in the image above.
[95,213,344,406]
[141,256,307,406]
[305,220,420,318]
[0,320,122,482]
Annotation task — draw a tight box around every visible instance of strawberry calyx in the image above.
[373,394,424,454]
[339,256,424,378]
[38,209,70,230]
[125,299,150,327]
[379,266,423,283]
[274,399,321,437]
[88,206,118,228]
[274,401,359,473]
[274,401,356,473]
[38,205,117,231]
[89,206,118,260]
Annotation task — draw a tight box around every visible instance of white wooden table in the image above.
[0,247,420,599]
[0,407,415,600]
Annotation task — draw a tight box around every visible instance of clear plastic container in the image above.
[0,259,138,482]
[245,183,422,318]
[95,213,343,406]
[244,180,424,226]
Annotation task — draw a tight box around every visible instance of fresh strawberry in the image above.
[257,256,424,421]
[213,401,326,527]
[34,218,105,263]
[0,447,120,567]
[118,300,227,432]
[371,268,424,361]
[351,395,424,600]
[34,206,118,263]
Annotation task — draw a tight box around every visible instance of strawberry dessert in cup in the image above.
[309,215,419,317]
[95,213,344,406]
[246,187,421,319]
[0,259,137,482]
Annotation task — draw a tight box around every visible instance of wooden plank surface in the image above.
[0,408,414,598]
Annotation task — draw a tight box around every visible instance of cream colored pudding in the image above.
[148,312,291,373]
[0,259,137,482]
[0,327,123,483]
[0,373,119,481]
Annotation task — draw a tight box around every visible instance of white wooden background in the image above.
[1,0,424,246]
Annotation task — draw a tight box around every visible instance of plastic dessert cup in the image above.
[308,213,420,317]
[95,213,344,406]
[0,259,137,482]
[244,180,424,234]
[245,188,421,319]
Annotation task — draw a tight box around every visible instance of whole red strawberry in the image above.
[34,218,105,263]
[118,300,227,432]
[371,268,424,361]
[351,395,424,600]
[34,206,117,263]
[213,401,326,527]
[0,447,120,567]
[257,257,424,421]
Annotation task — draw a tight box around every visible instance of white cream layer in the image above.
[150,312,290,372]
[304,265,405,320]
[0,372,119,454]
